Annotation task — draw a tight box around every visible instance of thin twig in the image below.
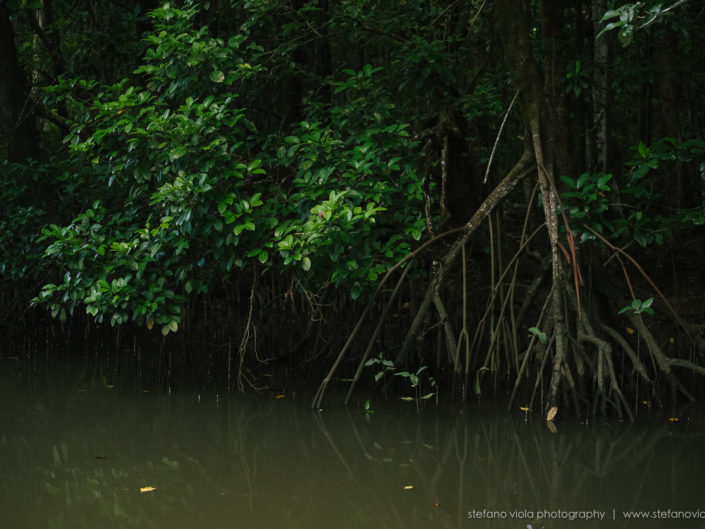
[485,90,520,184]
[583,224,692,340]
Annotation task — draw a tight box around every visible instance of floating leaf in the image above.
[403,485,414,490]
[275,394,286,399]
[668,417,679,422]
[625,327,634,334]
[546,406,558,421]
[520,406,530,412]
[139,486,157,493]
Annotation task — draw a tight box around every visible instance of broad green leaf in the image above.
[210,70,225,83]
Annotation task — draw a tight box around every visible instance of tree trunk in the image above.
[0,5,39,162]
[494,0,569,410]
[592,0,612,174]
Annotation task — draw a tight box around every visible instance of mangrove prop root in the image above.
[343,262,412,406]
[625,312,696,403]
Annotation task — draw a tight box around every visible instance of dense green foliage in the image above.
[16,5,426,332]
[2,0,705,409]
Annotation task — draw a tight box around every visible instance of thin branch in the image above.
[638,0,689,29]
[485,89,520,184]
[583,224,692,341]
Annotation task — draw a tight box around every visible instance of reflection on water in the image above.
[1,363,704,529]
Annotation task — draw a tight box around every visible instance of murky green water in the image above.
[1,362,704,529]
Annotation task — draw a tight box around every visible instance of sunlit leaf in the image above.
[139,486,157,493]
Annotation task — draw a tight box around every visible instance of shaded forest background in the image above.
[1,0,705,417]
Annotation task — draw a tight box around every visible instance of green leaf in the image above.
[597,173,612,190]
[560,175,576,189]
[576,173,589,190]
[638,141,649,158]
[258,250,269,264]
[210,70,225,83]
[301,256,311,271]
[22,0,43,9]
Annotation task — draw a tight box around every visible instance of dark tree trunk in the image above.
[287,0,333,122]
[494,0,569,411]
[655,32,683,207]
[0,5,39,162]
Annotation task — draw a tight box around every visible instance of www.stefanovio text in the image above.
[466,509,705,521]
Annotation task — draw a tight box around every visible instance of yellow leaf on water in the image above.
[275,394,286,399]
[519,406,530,412]
[668,417,679,422]
[403,485,414,490]
[105,385,114,389]
[669,337,675,344]
[140,486,157,493]
[625,327,635,335]
[546,406,558,422]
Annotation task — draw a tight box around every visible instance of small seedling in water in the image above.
[364,352,396,382]
[395,365,437,408]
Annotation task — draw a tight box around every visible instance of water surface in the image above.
[1,362,704,529]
